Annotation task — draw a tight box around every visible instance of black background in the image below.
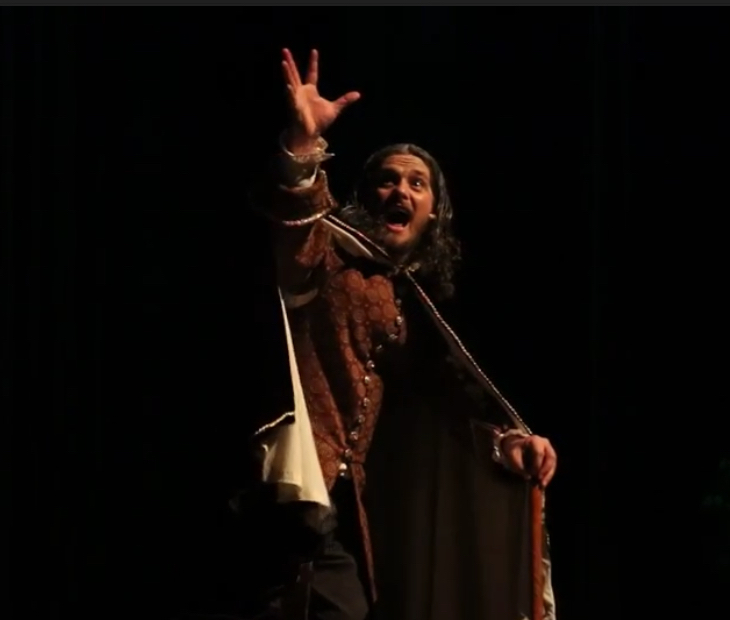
[4,7,727,620]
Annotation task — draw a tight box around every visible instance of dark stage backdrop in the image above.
[3,7,727,620]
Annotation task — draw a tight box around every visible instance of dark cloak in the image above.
[364,287,537,620]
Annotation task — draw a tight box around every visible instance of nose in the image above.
[394,179,410,198]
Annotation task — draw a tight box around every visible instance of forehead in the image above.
[380,154,431,178]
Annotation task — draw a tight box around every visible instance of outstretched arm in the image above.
[261,49,361,294]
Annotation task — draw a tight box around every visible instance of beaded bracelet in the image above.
[279,131,335,166]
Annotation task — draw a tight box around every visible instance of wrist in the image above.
[278,130,334,167]
[283,128,322,155]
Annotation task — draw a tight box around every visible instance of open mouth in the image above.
[383,206,412,232]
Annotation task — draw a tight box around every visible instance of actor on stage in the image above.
[241,48,558,620]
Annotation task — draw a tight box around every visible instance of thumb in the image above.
[334,91,361,112]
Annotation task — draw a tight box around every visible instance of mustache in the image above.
[339,204,384,233]
[338,205,419,261]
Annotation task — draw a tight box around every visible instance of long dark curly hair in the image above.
[338,143,461,300]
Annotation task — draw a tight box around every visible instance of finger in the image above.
[541,463,557,488]
[509,448,526,477]
[282,48,300,85]
[281,49,300,89]
[502,442,529,479]
[281,61,297,90]
[333,91,361,112]
[528,445,546,477]
[284,84,296,108]
[538,446,554,480]
[282,48,302,88]
[305,49,319,85]
[540,449,557,487]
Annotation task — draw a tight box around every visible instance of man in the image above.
[242,48,558,620]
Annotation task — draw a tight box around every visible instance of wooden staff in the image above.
[531,484,544,620]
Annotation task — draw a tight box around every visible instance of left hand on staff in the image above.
[502,434,557,489]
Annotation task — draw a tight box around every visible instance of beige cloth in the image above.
[256,288,331,510]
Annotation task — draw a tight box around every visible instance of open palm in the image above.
[282,48,360,143]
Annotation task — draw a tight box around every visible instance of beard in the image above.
[337,205,419,264]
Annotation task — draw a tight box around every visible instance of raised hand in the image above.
[281,48,361,154]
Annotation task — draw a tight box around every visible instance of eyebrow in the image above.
[381,165,429,176]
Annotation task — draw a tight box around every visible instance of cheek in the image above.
[414,195,434,219]
[375,188,391,204]
[408,197,434,236]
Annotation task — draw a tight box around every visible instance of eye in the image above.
[377,171,398,187]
